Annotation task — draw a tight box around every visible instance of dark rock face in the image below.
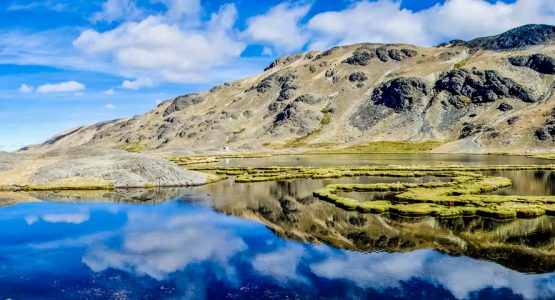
[435,68,535,107]
[498,103,514,111]
[507,116,519,125]
[535,108,555,141]
[344,49,375,66]
[509,54,555,75]
[163,94,205,117]
[459,123,484,139]
[294,94,320,105]
[372,77,431,112]
[276,73,298,101]
[375,47,390,62]
[456,24,555,50]
[272,102,322,135]
[255,78,273,93]
[343,46,417,65]
[349,72,368,82]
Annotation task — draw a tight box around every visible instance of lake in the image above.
[1,154,555,299]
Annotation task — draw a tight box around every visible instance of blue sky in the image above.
[0,0,552,150]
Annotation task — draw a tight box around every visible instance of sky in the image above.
[0,0,554,151]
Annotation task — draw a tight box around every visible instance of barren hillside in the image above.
[22,24,555,154]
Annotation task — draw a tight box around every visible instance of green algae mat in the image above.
[189,164,555,219]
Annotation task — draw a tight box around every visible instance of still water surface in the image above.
[1,154,555,299]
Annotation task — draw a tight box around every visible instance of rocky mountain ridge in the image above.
[22,24,555,154]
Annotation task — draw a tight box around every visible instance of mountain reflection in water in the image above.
[0,199,554,299]
[2,168,555,299]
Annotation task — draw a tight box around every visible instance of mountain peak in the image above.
[441,24,555,50]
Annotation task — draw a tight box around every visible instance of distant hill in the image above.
[23,24,555,154]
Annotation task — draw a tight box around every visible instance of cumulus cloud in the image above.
[245,3,311,53]
[310,249,555,299]
[121,77,156,89]
[252,244,308,283]
[74,3,245,85]
[91,0,143,23]
[18,84,34,94]
[106,103,115,109]
[307,0,555,49]
[36,81,86,93]
[42,213,90,224]
[83,212,247,280]
[104,88,115,95]
[153,0,202,22]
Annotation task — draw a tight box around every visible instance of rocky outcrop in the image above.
[271,101,323,136]
[343,46,417,66]
[348,72,368,82]
[29,148,208,188]
[163,94,205,117]
[445,24,555,50]
[372,77,431,112]
[509,54,555,75]
[434,68,535,107]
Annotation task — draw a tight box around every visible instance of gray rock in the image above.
[349,72,368,82]
[435,68,535,106]
[376,47,390,62]
[498,103,514,111]
[29,148,208,188]
[443,24,555,50]
[294,94,320,105]
[372,77,431,112]
[343,49,374,66]
[509,54,555,74]
[163,94,205,117]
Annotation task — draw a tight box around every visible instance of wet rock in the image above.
[163,94,205,117]
[509,54,555,75]
[349,72,368,82]
[435,68,535,106]
[372,77,431,112]
[498,103,514,111]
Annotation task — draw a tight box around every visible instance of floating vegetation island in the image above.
[187,163,555,219]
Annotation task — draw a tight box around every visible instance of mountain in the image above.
[22,24,555,154]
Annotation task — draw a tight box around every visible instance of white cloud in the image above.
[153,0,202,22]
[245,3,311,53]
[106,103,115,109]
[18,84,34,94]
[104,88,115,95]
[121,77,156,90]
[7,1,67,12]
[91,0,143,23]
[74,3,246,84]
[306,0,555,49]
[83,211,247,280]
[252,244,309,284]
[309,249,555,299]
[36,81,86,93]
[42,213,90,224]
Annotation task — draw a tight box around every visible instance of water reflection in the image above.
[216,154,549,167]
[0,200,555,299]
[195,177,555,273]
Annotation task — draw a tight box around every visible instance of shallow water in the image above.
[216,153,549,167]
[2,155,555,299]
